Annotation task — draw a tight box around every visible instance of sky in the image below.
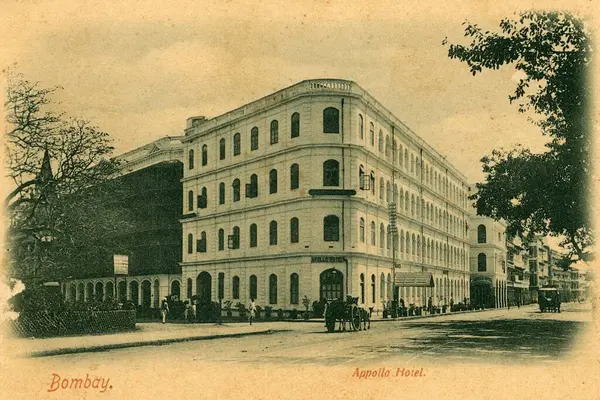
[0,0,595,184]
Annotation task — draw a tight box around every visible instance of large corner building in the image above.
[180,79,471,312]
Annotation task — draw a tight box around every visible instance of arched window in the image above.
[378,131,384,152]
[477,224,487,243]
[399,145,404,166]
[269,221,278,245]
[360,273,365,304]
[232,276,240,299]
[269,274,278,304]
[218,229,224,251]
[290,163,299,189]
[232,226,240,249]
[187,278,193,299]
[323,215,340,242]
[379,178,384,200]
[219,182,225,204]
[478,253,487,271]
[370,221,376,246]
[411,194,415,215]
[410,153,415,173]
[400,230,405,253]
[291,112,300,138]
[202,144,208,166]
[323,159,339,186]
[269,169,278,194]
[249,223,258,248]
[188,190,194,211]
[219,138,226,160]
[386,181,391,203]
[323,107,340,133]
[290,217,299,243]
[369,122,375,146]
[233,133,241,156]
[371,274,376,303]
[250,127,259,151]
[379,223,385,248]
[187,233,193,254]
[412,233,416,255]
[197,231,207,252]
[188,149,194,169]
[385,135,390,157]
[290,273,299,304]
[199,187,207,209]
[386,225,391,249]
[358,114,364,139]
[247,174,258,198]
[249,275,257,300]
[393,184,398,204]
[232,179,240,202]
[270,120,279,144]
[359,217,365,243]
[404,149,408,169]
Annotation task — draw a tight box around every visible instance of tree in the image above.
[5,72,132,285]
[445,11,593,264]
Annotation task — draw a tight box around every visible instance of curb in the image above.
[25,329,274,358]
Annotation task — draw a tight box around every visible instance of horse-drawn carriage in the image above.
[538,287,561,313]
[324,296,371,332]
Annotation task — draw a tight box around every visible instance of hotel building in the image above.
[179,79,471,312]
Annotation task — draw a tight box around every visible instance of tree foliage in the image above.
[445,11,593,263]
[5,72,132,285]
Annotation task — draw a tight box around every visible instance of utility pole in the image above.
[390,125,398,318]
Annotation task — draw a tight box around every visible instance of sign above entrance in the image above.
[114,255,129,275]
[311,256,345,264]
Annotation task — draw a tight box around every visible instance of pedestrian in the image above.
[160,297,169,324]
[183,300,189,321]
[428,297,433,314]
[507,299,511,310]
[249,298,257,325]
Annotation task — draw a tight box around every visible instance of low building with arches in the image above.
[61,137,185,311]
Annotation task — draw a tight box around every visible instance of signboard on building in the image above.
[311,256,345,264]
[113,254,129,275]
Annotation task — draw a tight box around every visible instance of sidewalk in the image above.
[3,321,275,358]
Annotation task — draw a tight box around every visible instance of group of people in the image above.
[158,297,259,325]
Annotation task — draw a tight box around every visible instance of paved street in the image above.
[30,302,592,367]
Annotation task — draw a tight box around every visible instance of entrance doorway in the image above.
[320,268,343,301]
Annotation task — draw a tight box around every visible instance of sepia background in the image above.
[1,0,598,399]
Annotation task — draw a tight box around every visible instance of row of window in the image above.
[188,108,341,170]
[186,215,340,253]
[357,218,468,267]
[357,114,467,207]
[185,161,337,211]
[186,273,300,304]
[186,162,464,238]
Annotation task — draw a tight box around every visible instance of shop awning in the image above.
[394,272,434,287]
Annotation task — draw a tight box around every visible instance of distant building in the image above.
[506,237,531,305]
[468,200,508,309]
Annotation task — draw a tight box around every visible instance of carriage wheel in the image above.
[325,315,335,333]
[351,306,361,331]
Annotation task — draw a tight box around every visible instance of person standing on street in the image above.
[249,298,257,325]
[161,297,169,324]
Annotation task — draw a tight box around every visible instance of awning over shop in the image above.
[394,272,434,287]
